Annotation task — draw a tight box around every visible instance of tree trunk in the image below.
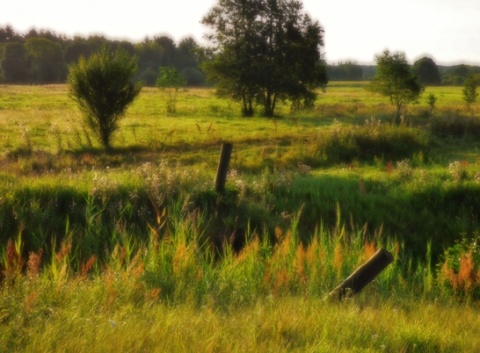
[241,94,254,117]
[263,90,276,117]
[395,103,402,125]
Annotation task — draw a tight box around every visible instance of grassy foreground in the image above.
[3,293,480,352]
[1,83,480,351]
[2,221,480,353]
[2,223,480,352]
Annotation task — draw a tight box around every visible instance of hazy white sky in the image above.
[2,0,479,65]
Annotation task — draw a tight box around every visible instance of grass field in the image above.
[1,83,480,352]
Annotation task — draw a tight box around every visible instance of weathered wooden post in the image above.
[215,142,233,193]
[328,248,394,301]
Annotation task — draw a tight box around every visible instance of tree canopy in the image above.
[367,50,423,124]
[202,0,328,117]
[25,37,67,83]
[413,57,441,86]
[1,42,29,83]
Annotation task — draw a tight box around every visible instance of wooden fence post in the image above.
[215,143,233,193]
[328,248,394,300]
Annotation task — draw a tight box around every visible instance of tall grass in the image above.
[2,204,480,352]
[1,190,478,304]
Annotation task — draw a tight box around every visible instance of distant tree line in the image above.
[438,64,480,86]
[327,61,366,81]
[327,58,480,85]
[0,25,206,86]
[2,25,480,87]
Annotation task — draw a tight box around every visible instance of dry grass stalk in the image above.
[333,242,344,276]
[79,255,97,280]
[363,241,377,261]
[5,239,24,284]
[27,249,43,278]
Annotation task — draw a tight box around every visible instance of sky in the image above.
[2,0,480,65]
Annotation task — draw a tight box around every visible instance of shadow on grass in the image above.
[0,168,479,267]
[277,174,480,261]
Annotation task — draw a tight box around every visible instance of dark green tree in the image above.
[0,26,21,42]
[25,37,67,83]
[202,0,327,117]
[85,35,109,53]
[413,57,441,86]
[68,47,142,150]
[177,37,200,69]
[135,40,164,86]
[1,42,29,83]
[367,50,423,124]
[112,40,136,56]
[453,64,470,84]
[181,67,206,86]
[64,39,95,64]
[155,36,177,67]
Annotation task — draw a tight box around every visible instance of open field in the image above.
[1,83,480,351]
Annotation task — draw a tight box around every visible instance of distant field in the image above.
[0,83,473,155]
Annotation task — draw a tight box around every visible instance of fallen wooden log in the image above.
[328,248,394,300]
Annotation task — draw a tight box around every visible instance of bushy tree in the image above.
[64,39,95,64]
[135,40,164,86]
[25,37,67,83]
[155,36,177,67]
[181,67,206,86]
[413,57,441,86]
[1,42,29,83]
[68,47,142,150]
[177,37,201,69]
[156,66,187,114]
[202,0,327,117]
[367,50,423,124]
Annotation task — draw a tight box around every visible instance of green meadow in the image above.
[1,83,480,352]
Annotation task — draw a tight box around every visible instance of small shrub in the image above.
[438,235,480,298]
[156,66,186,115]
